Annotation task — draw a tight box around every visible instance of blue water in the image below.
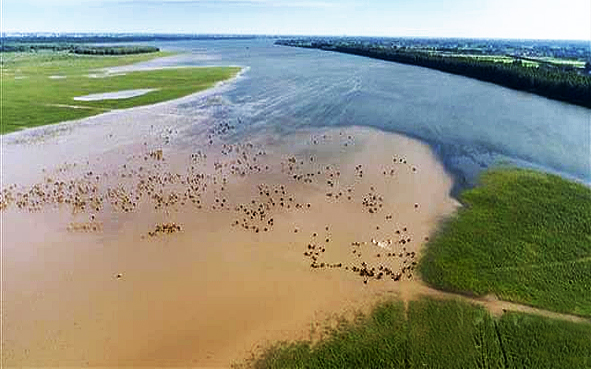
[156,39,590,193]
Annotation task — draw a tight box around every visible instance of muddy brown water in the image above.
[2,101,460,368]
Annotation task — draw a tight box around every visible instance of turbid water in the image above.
[2,121,459,366]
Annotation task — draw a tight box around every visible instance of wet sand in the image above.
[1,90,459,366]
[73,88,158,101]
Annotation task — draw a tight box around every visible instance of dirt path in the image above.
[398,281,591,324]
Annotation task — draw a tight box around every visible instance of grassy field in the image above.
[535,57,586,68]
[243,300,408,369]
[242,297,591,368]
[407,298,504,368]
[438,53,515,63]
[419,168,591,317]
[499,312,591,368]
[450,55,586,69]
[1,51,241,134]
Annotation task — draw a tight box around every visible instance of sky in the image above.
[3,0,591,40]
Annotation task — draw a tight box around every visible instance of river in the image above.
[132,38,590,192]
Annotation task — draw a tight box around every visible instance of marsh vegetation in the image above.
[244,297,591,368]
[419,168,591,317]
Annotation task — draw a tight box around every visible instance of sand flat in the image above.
[73,88,157,101]
[1,105,457,367]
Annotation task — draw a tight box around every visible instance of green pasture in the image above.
[445,54,515,63]
[1,51,240,134]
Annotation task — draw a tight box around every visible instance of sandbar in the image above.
[73,88,157,101]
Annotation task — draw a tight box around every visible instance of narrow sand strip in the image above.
[73,88,157,101]
[46,103,109,110]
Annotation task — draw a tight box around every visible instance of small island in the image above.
[1,42,161,55]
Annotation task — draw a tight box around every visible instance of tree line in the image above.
[71,46,160,55]
[1,43,160,55]
[277,40,591,109]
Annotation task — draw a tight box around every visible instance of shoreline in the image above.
[2,65,247,143]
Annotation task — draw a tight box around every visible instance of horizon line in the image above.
[2,32,590,42]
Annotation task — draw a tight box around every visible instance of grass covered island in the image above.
[419,168,591,317]
[1,51,241,134]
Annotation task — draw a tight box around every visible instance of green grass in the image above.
[2,50,175,72]
[242,300,408,369]
[407,298,504,369]
[499,312,591,368]
[435,54,540,67]
[1,51,241,134]
[242,297,591,368]
[419,168,591,317]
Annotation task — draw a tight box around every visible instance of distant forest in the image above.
[277,39,591,109]
[71,46,159,55]
[1,34,259,54]
[1,43,160,55]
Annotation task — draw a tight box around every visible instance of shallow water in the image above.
[2,124,458,366]
[142,38,590,190]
